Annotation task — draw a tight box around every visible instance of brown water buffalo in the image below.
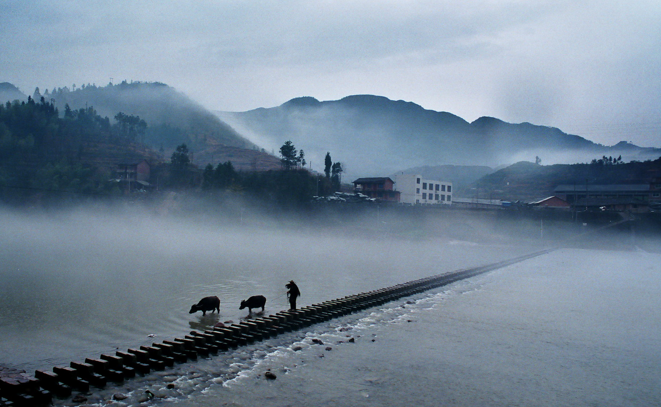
[189,296,220,316]
[239,295,266,314]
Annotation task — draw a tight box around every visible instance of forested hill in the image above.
[27,81,258,157]
[0,97,163,200]
[0,82,26,103]
[219,95,661,177]
[1,81,281,171]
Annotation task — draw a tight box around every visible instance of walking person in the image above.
[286,280,300,310]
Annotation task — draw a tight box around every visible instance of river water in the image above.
[1,205,660,406]
[168,248,661,407]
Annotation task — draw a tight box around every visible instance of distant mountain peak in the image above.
[281,96,320,108]
[219,93,661,178]
[337,94,429,112]
[612,141,639,150]
[339,94,392,104]
[0,82,22,92]
[471,116,504,127]
[0,82,27,102]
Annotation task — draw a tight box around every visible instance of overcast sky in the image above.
[2,0,660,147]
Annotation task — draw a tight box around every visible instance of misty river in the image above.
[1,205,660,406]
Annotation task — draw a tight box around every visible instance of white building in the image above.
[394,173,453,205]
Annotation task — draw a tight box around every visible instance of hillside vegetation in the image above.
[464,158,661,202]
[0,96,162,201]
[3,81,283,172]
[0,98,323,207]
[220,95,661,178]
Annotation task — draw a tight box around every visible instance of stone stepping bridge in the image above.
[0,249,552,406]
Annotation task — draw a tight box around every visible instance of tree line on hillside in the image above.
[0,99,343,208]
[189,140,344,206]
[0,97,156,201]
[0,97,150,156]
[32,80,253,153]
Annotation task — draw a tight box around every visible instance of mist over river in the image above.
[1,204,659,406]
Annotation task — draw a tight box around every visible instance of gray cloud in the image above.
[1,0,660,147]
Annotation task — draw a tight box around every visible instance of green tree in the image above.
[279,140,296,170]
[170,143,191,187]
[114,112,147,142]
[324,152,332,178]
[279,140,299,170]
[202,163,214,190]
[214,161,236,189]
[331,162,343,191]
[299,149,306,168]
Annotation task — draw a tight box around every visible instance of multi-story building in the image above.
[113,159,152,192]
[394,173,452,205]
[117,159,151,183]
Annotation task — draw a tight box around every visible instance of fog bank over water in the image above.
[2,202,660,406]
[0,203,538,373]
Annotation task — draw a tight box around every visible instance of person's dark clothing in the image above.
[286,280,301,310]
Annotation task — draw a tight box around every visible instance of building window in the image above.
[441,195,445,201]
[435,194,439,200]
[422,193,427,199]
[447,195,451,201]
[448,185,452,192]
[417,178,420,184]
[422,182,427,189]
[416,188,420,194]
[441,185,445,192]
[436,184,439,191]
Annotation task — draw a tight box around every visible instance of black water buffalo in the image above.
[239,295,266,314]
[189,296,220,316]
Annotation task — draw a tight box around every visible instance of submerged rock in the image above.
[113,393,128,400]
[264,371,277,380]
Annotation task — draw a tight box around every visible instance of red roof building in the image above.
[530,196,570,208]
[353,177,400,202]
